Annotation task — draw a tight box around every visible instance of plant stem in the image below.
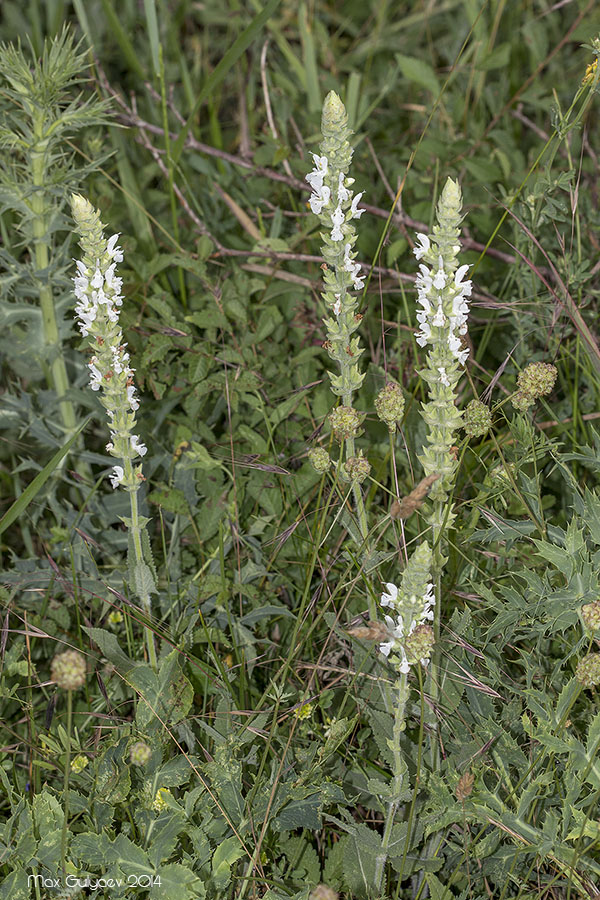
[60,689,73,878]
[124,459,157,671]
[374,673,409,891]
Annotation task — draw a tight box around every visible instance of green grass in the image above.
[2,2,600,898]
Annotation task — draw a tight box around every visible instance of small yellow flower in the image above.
[583,59,598,86]
[294,702,313,720]
[108,611,123,626]
[71,754,89,773]
[152,787,173,812]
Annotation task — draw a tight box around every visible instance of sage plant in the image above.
[411,177,472,764]
[306,91,368,541]
[71,194,157,668]
[373,542,434,891]
[413,177,472,540]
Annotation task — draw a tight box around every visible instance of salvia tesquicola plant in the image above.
[70,194,157,669]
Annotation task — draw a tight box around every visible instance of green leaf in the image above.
[395,53,439,95]
[130,652,193,730]
[211,837,245,891]
[83,628,139,676]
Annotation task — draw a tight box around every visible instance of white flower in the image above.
[109,465,124,489]
[330,203,345,241]
[350,192,364,219]
[398,650,411,674]
[333,296,342,316]
[88,361,102,390]
[433,260,446,290]
[127,385,140,411]
[438,366,450,387]
[380,582,399,608]
[131,434,147,457]
[415,322,431,347]
[107,234,123,263]
[338,172,351,204]
[309,183,331,215]
[413,233,430,260]
[379,640,394,658]
[455,264,471,293]
[432,303,446,327]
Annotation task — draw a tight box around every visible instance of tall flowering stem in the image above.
[412,177,472,762]
[70,195,157,670]
[373,542,434,891]
[306,91,369,543]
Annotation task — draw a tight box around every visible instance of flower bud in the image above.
[328,405,360,441]
[581,602,600,631]
[71,754,89,773]
[463,399,492,438]
[375,382,405,431]
[517,362,557,400]
[575,653,600,687]
[310,887,338,900]
[130,741,152,766]
[308,447,331,473]
[50,649,87,691]
[404,623,435,664]
[152,787,173,812]
[343,454,371,483]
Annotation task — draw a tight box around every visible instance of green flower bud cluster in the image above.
[575,653,600,687]
[375,382,405,431]
[308,447,331,473]
[51,649,87,691]
[463,399,492,438]
[328,405,361,441]
[581,602,600,630]
[130,741,152,766]
[511,362,557,412]
[342,453,371,483]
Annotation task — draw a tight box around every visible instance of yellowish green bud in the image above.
[517,362,557,401]
[130,741,152,766]
[152,787,173,812]
[343,454,370,483]
[463,399,492,438]
[404,623,435,665]
[71,754,89,773]
[576,653,600,687]
[375,382,405,431]
[310,887,338,900]
[329,405,360,441]
[50,649,87,691]
[308,447,331,473]
[581,602,600,631]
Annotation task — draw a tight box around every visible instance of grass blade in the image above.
[172,0,282,163]
[0,418,90,538]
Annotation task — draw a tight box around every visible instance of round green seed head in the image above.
[576,653,600,687]
[328,405,360,441]
[308,447,331,474]
[404,624,435,664]
[375,382,405,431]
[581,602,600,631]
[310,887,338,900]
[130,741,152,766]
[517,362,557,400]
[343,455,371,483]
[50,649,87,691]
[511,391,534,412]
[463,399,492,438]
